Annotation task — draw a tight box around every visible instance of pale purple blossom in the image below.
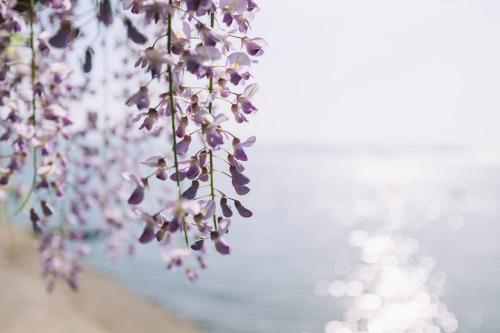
[210,218,232,255]
[126,86,150,110]
[98,0,113,27]
[123,0,146,14]
[136,48,174,78]
[49,21,79,48]
[242,37,267,56]
[232,136,256,161]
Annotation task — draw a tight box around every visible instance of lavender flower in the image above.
[210,218,232,255]
[126,86,150,110]
[136,48,174,78]
[234,200,252,217]
[220,197,233,217]
[49,21,79,48]
[83,47,93,73]
[1,0,265,288]
[233,136,256,161]
[125,19,147,44]
[98,0,113,27]
[186,0,213,12]
[122,171,148,205]
[242,37,267,56]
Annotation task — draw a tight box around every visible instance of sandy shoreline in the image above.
[0,223,206,333]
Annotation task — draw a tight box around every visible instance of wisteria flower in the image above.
[46,0,73,11]
[232,136,256,161]
[98,0,113,27]
[0,0,264,288]
[122,171,148,205]
[220,197,233,217]
[132,208,158,244]
[125,19,147,44]
[176,135,191,155]
[220,0,248,15]
[126,86,150,110]
[123,0,146,14]
[135,48,174,78]
[139,108,159,131]
[171,20,192,55]
[242,37,267,56]
[237,83,259,114]
[210,218,232,255]
[225,52,251,85]
[186,0,213,12]
[197,24,228,47]
[142,0,173,24]
[193,111,228,149]
[49,21,79,48]
[234,200,252,217]
[140,156,169,180]
[162,248,192,271]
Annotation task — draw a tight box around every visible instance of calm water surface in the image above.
[86,146,500,333]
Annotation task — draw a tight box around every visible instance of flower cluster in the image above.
[121,0,265,280]
[0,0,265,289]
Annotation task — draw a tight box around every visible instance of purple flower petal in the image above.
[128,186,145,205]
[226,52,250,74]
[190,238,205,251]
[215,238,231,255]
[186,163,200,180]
[139,224,156,244]
[156,169,169,181]
[125,19,147,44]
[230,165,250,185]
[0,174,9,187]
[177,135,191,155]
[170,171,187,182]
[140,155,163,167]
[228,154,245,172]
[182,180,200,199]
[126,86,150,110]
[243,37,267,57]
[32,221,43,235]
[83,48,93,73]
[49,21,79,48]
[30,208,40,223]
[218,218,232,234]
[167,216,180,233]
[239,136,256,147]
[203,200,216,219]
[199,167,209,182]
[41,201,53,216]
[155,227,167,242]
[220,197,233,217]
[232,180,250,195]
[98,0,113,27]
[235,200,252,218]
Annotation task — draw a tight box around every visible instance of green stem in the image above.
[168,2,189,247]
[13,0,37,217]
[208,12,218,231]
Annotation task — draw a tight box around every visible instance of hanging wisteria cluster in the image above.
[0,0,265,290]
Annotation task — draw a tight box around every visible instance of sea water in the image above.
[86,145,500,333]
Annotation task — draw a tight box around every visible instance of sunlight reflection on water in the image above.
[309,151,494,333]
[320,230,457,333]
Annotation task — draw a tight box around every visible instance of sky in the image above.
[243,0,500,148]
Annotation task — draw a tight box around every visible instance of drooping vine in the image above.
[0,0,265,289]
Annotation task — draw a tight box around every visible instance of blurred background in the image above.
[82,1,500,332]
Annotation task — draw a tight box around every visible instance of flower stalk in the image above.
[208,11,217,231]
[13,0,37,217]
[167,1,189,247]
